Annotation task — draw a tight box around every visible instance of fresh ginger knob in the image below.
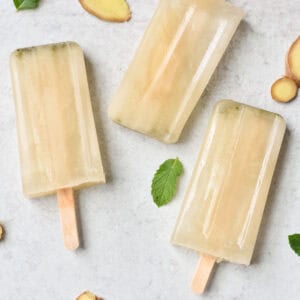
[79,0,131,22]
[271,76,298,103]
[76,291,102,300]
[286,36,300,86]
[0,224,4,240]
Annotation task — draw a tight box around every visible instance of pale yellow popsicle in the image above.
[109,0,243,143]
[10,42,105,249]
[172,100,285,265]
[10,42,105,198]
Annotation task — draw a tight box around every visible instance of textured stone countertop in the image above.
[0,0,299,299]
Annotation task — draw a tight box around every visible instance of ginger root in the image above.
[286,36,300,86]
[76,291,102,300]
[271,37,300,103]
[0,224,4,240]
[271,76,298,102]
[79,0,131,22]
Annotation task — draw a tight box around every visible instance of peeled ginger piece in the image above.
[286,36,300,86]
[0,224,4,240]
[271,76,298,102]
[79,0,131,22]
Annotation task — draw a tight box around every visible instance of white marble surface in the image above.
[0,0,299,299]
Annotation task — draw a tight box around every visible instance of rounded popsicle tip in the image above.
[64,238,80,251]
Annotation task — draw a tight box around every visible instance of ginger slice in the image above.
[0,224,4,240]
[271,76,298,102]
[286,36,300,86]
[76,291,102,300]
[79,0,131,22]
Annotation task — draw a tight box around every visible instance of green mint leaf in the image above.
[14,0,39,10]
[151,158,183,207]
[288,234,300,256]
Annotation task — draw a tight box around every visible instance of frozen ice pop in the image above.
[109,0,243,143]
[10,42,105,250]
[172,100,285,293]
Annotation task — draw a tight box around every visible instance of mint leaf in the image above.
[288,234,300,256]
[14,0,39,10]
[151,158,183,207]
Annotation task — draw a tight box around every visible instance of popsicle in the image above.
[171,100,286,293]
[109,0,243,143]
[10,42,105,250]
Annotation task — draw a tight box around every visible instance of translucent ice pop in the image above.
[109,0,243,143]
[10,42,105,250]
[172,100,285,293]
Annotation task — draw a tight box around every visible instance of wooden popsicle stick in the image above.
[57,188,80,250]
[191,254,216,294]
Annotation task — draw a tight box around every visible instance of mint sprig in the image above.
[14,0,39,10]
[151,158,183,207]
[289,234,300,256]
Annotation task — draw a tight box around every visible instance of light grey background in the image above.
[0,0,299,299]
